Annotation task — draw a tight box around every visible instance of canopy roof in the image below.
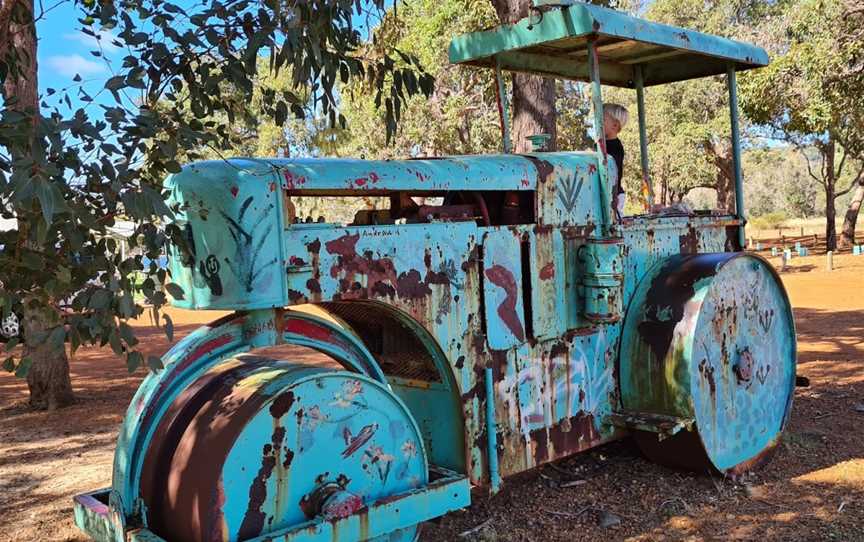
[448,1,769,87]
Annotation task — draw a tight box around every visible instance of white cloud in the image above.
[63,29,122,53]
[45,54,107,78]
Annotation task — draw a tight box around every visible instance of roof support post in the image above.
[588,39,612,231]
[634,64,653,211]
[727,64,746,249]
[494,57,512,154]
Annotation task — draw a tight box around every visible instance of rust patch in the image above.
[325,233,398,300]
[529,413,600,464]
[269,391,295,418]
[395,269,431,299]
[238,425,286,538]
[306,239,322,301]
[484,265,525,342]
[698,359,716,396]
[306,278,322,294]
[679,226,699,254]
[524,156,555,183]
[637,256,721,366]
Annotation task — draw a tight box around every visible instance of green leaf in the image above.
[164,282,185,300]
[275,101,287,126]
[2,357,14,372]
[108,330,124,356]
[126,350,142,372]
[48,326,66,349]
[118,294,135,318]
[147,355,164,371]
[162,313,174,342]
[56,266,72,285]
[89,289,112,310]
[105,75,125,91]
[34,180,57,225]
[14,357,32,378]
[119,322,138,347]
[21,252,42,270]
[5,337,19,352]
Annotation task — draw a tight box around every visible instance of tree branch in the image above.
[836,146,847,179]
[801,149,826,187]
[835,163,864,199]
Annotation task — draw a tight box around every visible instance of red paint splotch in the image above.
[323,233,449,301]
[484,265,525,342]
[351,172,380,188]
[281,318,333,342]
[283,171,307,190]
[325,234,399,299]
[539,263,555,280]
[230,186,239,198]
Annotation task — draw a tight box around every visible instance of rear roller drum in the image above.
[619,253,796,474]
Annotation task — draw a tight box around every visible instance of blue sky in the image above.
[36,1,387,115]
[37,2,123,111]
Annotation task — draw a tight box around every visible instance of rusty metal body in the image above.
[73,4,796,542]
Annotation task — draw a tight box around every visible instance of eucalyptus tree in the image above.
[0,0,432,409]
[740,0,864,250]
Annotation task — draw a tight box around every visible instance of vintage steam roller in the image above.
[74,2,797,541]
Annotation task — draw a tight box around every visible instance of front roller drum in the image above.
[619,253,796,474]
[138,358,430,542]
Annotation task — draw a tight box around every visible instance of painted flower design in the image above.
[330,380,363,408]
[401,440,417,459]
[363,444,395,482]
[303,406,325,430]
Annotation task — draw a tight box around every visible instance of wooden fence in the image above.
[747,230,864,255]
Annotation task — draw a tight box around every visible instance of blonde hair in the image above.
[603,103,629,128]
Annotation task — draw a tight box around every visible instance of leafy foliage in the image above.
[0,0,434,376]
[739,0,864,247]
[606,0,784,209]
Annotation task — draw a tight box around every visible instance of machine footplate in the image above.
[607,410,694,440]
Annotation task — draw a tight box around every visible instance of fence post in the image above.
[827,251,833,271]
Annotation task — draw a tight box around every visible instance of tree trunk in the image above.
[708,138,736,213]
[24,319,74,410]
[489,0,557,153]
[0,0,75,409]
[840,176,863,247]
[822,140,838,251]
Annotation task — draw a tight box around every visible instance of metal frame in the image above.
[634,64,653,209]
[727,65,746,247]
[495,59,512,154]
[587,39,612,231]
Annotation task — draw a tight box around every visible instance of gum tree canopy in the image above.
[0,0,433,409]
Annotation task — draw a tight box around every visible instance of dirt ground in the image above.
[1,253,862,542]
